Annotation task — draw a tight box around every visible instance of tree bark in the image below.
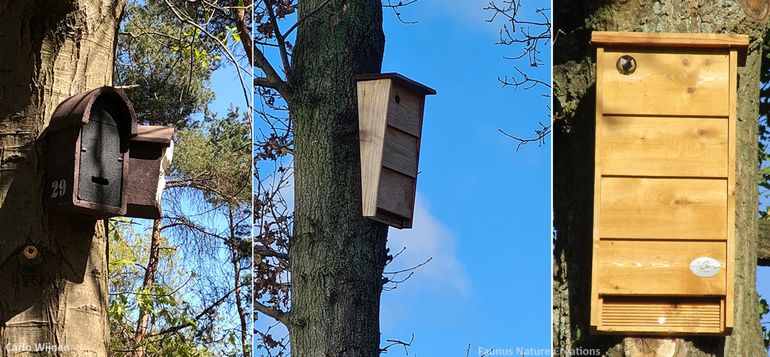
[553,1,767,356]
[287,0,389,355]
[0,0,124,355]
[757,219,770,266]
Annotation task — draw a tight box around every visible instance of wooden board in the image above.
[376,167,415,218]
[600,50,729,116]
[592,32,749,49]
[599,296,723,334]
[599,177,726,240]
[382,126,419,178]
[387,83,424,137]
[358,79,391,217]
[725,49,738,330]
[600,116,728,177]
[597,240,726,295]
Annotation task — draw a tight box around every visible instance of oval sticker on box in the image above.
[689,257,722,278]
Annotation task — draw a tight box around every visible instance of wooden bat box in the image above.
[125,125,175,219]
[590,32,749,335]
[45,87,138,217]
[356,73,436,229]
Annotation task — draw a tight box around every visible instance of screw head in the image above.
[22,245,38,260]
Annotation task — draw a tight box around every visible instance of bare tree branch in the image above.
[255,300,290,326]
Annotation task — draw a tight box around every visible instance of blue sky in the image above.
[376,0,551,354]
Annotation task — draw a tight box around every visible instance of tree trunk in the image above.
[553,1,767,356]
[288,0,389,355]
[0,0,123,355]
[228,205,249,355]
[133,218,162,356]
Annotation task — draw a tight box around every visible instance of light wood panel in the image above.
[600,116,728,177]
[382,126,419,178]
[726,49,738,330]
[592,32,749,50]
[599,177,727,240]
[597,240,726,295]
[358,79,391,217]
[376,167,415,218]
[600,50,729,116]
[590,47,606,329]
[600,296,723,334]
[387,83,423,137]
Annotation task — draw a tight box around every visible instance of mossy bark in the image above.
[0,0,124,355]
[288,0,389,355]
[553,1,767,356]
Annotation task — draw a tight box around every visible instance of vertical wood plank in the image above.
[725,49,737,330]
[358,79,391,217]
[591,47,605,329]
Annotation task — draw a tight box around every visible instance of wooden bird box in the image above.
[356,73,436,229]
[45,87,138,217]
[590,32,748,335]
[125,125,175,219]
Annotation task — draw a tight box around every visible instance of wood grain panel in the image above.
[726,49,738,329]
[387,83,423,137]
[600,116,728,177]
[592,32,749,49]
[600,296,723,334]
[382,126,419,178]
[600,50,729,116]
[357,79,390,217]
[377,167,415,218]
[599,177,726,239]
[597,240,726,295]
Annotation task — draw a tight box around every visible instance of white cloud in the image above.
[385,194,469,294]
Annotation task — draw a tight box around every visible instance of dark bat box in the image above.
[45,87,138,217]
[125,125,174,219]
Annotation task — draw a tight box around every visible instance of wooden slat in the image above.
[597,240,726,295]
[599,177,726,240]
[591,47,606,329]
[600,296,723,334]
[382,126,419,178]
[600,116,728,177]
[386,83,424,137]
[592,32,749,49]
[600,50,729,116]
[358,79,391,217]
[376,167,415,218]
[725,49,738,330]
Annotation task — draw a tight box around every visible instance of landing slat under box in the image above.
[599,297,723,334]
